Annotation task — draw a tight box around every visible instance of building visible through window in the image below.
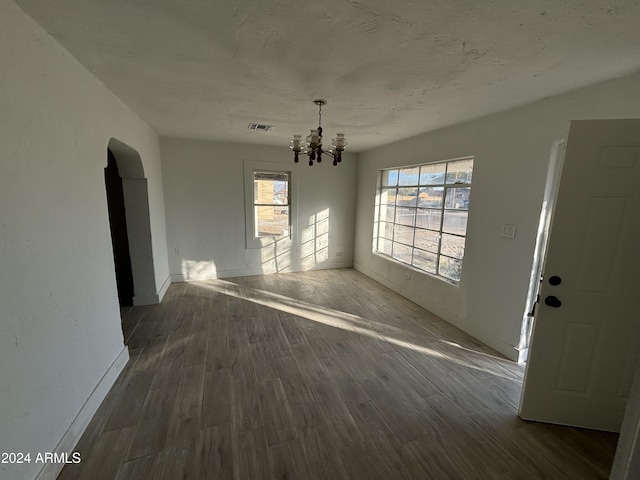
[253,171,290,238]
[373,158,473,284]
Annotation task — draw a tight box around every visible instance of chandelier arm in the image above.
[320,150,342,163]
[290,99,345,166]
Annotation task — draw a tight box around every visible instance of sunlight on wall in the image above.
[260,236,293,273]
[301,208,330,270]
[181,259,217,280]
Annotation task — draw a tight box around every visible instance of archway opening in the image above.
[105,149,134,306]
[105,138,158,312]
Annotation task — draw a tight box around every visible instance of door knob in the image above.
[548,275,562,286]
[544,295,562,308]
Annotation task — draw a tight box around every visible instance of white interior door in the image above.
[520,119,640,432]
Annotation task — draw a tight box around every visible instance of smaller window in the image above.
[253,171,290,238]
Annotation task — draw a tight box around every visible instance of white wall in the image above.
[0,1,169,479]
[354,69,640,361]
[161,138,356,281]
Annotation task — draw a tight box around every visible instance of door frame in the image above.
[518,139,566,363]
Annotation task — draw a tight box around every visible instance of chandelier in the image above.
[290,100,347,166]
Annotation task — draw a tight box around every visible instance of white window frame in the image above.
[372,157,473,285]
[252,170,291,238]
[244,160,296,249]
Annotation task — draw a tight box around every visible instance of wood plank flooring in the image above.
[57,268,618,480]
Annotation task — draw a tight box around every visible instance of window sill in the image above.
[372,250,460,287]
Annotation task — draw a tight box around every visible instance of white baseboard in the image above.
[34,347,130,480]
[157,274,171,302]
[171,261,354,283]
[133,275,171,305]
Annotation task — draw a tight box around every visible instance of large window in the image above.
[373,157,473,284]
[253,171,290,238]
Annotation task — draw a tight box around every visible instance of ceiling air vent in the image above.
[247,123,273,132]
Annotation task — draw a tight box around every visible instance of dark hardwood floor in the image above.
[57,268,618,479]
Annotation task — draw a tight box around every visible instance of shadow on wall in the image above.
[179,208,333,280]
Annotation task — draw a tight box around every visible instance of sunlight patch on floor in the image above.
[194,278,517,379]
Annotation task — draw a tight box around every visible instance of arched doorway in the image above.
[105,149,134,306]
[105,138,158,307]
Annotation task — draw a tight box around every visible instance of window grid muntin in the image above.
[375,158,472,284]
[253,170,291,238]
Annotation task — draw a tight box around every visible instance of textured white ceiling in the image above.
[14,0,640,151]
